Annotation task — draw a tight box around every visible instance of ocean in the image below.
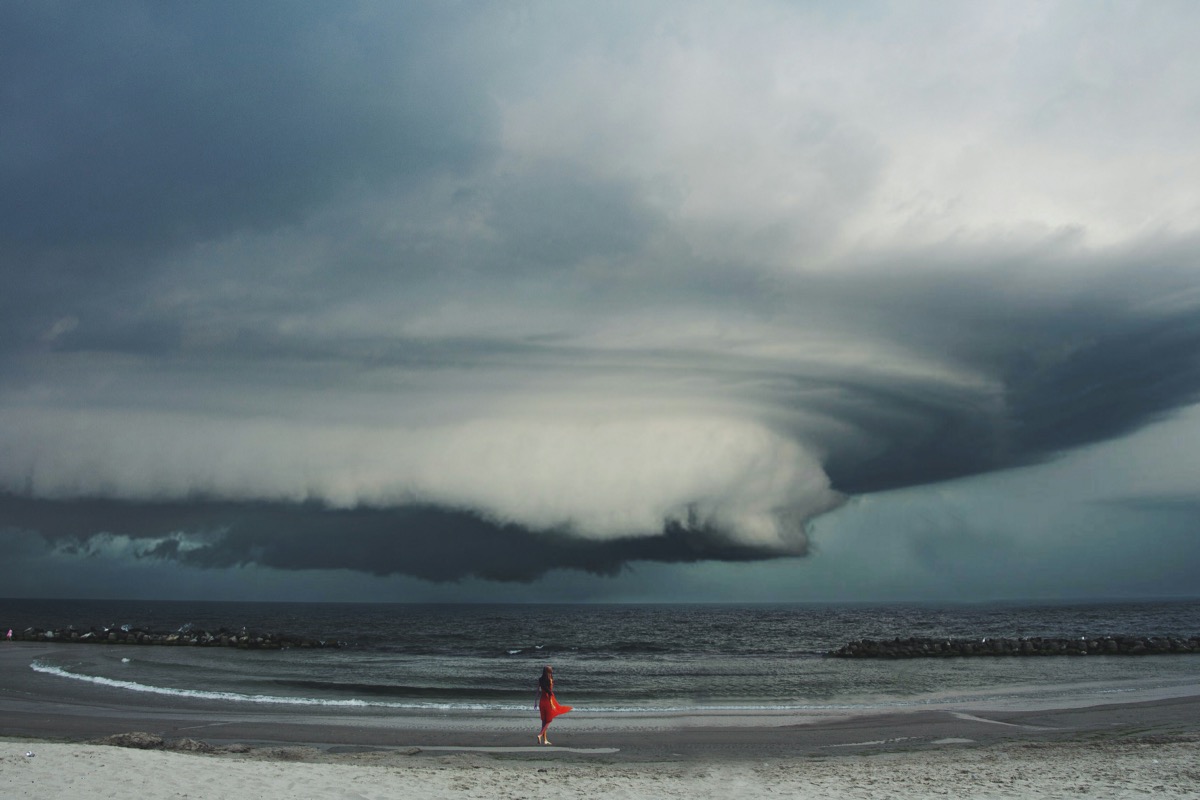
[4,599,1199,716]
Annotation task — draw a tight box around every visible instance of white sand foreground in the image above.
[4,735,1198,800]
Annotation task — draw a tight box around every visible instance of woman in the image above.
[536,665,572,745]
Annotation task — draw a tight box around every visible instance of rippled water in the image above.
[5,599,1199,713]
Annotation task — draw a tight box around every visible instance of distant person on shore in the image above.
[536,665,572,745]
[6,629,11,641]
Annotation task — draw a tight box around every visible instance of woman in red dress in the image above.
[536,665,572,745]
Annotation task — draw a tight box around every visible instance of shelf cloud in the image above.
[3,2,1199,588]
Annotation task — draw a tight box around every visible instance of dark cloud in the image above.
[750,257,1200,494]
[2,3,1199,597]
[800,371,1010,494]
[0,494,790,583]
[0,1,498,351]
[1100,494,1200,515]
[1005,313,1200,456]
[0,2,491,247]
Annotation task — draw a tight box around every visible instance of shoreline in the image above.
[4,644,1200,797]
[4,643,1200,762]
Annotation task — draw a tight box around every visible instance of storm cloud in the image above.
[2,2,1199,591]
[0,494,789,583]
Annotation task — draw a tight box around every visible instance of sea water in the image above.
[4,599,1199,715]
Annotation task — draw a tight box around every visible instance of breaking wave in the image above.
[29,661,525,711]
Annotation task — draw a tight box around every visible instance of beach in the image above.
[3,734,1199,800]
[3,644,1200,798]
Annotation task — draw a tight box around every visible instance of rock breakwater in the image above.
[5,625,338,649]
[828,635,1200,658]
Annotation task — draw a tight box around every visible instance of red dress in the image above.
[539,690,573,725]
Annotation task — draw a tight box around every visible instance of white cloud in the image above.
[496,2,1200,265]
[0,403,840,548]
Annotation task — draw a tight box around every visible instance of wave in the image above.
[29,661,529,711]
[274,678,520,700]
[27,660,901,714]
[31,659,1181,716]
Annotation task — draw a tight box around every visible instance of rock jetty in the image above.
[5,625,338,649]
[828,635,1200,658]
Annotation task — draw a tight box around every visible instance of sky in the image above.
[2,1,1199,603]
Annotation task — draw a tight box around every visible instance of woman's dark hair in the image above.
[539,665,553,693]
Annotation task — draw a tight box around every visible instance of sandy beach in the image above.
[4,732,1199,799]
[3,643,1199,798]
